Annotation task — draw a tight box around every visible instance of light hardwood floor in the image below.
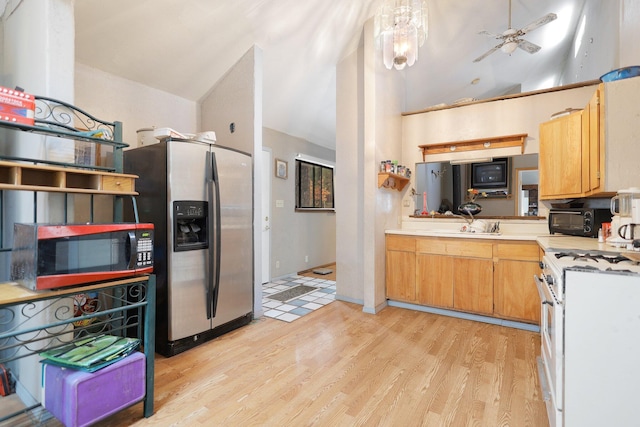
[95,301,548,427]
[298,263,337,281]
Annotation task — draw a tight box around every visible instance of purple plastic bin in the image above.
[44,352,146,427]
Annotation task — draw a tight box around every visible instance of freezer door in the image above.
[166,140,212,341]
[210,146,253,328]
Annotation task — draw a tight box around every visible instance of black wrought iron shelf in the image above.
[0,97,153,424]
[0,275,156,423]
[0,120,128,149]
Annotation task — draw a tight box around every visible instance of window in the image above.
[295,159,334,211]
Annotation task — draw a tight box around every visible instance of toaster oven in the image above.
[548,208,611,238]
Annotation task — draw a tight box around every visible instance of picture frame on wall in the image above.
[275,158,288,179]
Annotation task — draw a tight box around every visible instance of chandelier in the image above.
[377,0,428,70]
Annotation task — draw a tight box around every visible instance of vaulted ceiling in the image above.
[75,0,589,149]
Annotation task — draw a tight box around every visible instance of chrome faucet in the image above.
[451,212,474,226]
[457,210,476,224]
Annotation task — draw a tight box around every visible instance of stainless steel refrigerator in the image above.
[124,138,253,357]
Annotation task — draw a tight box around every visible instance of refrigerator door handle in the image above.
[205,152,214,319]
[208,151,222,318]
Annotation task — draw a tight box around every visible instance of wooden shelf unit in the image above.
[0,160,138,195]
[378,172,410,191]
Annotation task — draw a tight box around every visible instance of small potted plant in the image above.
[458,188,487,215]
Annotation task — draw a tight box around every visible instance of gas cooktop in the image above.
[547,249,640,274]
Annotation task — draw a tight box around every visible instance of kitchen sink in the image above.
[416,229,502,236]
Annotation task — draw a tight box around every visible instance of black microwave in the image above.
[548,208,612,238]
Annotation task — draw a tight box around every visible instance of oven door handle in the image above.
[534,274,554,306]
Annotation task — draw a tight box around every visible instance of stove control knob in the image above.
[539,261,544,269]
[584,225,592,233]
[584,211,593,218]
[545,275,554,286]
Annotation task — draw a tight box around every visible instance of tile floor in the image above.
[262,275,336,322]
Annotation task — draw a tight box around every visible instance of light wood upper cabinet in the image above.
[586,86,602,195]
[539,110,583,199]
[539,80,640,200]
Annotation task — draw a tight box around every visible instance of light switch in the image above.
[276,200,284,208]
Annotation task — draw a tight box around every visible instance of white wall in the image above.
[336,19,405,312]
[200,47,260,156]
[264,127,336,278]
[620,0,640,67]
[561,0,620,85]
[75,63,197,147]
[366,21,405,314]
[0,0,75,407]
[200,46,264,316]
[336,31,364,304]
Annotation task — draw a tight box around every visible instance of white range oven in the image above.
[536,249,640,427]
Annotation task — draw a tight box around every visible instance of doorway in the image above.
[515,168,539,216]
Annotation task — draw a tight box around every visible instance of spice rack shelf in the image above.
[378,172,410,192]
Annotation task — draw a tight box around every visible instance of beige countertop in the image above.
[386,228,542,241]
[387,228,636,254]
[390,216,639,254]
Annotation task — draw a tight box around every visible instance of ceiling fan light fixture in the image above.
[501,40,519,54]
[377,0,428,70]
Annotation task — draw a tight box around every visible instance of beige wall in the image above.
[264,127,336,278]
[75,64,197,148]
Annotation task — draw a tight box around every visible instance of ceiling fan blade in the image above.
[478,30,502,39]
[518,39,542,54]
[473,45,502,63]
[519,13,557,34]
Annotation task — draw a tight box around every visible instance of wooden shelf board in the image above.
[0,160,138,195]
[0,276,150,307]
[419,134,527,160]
[378,172,410,191]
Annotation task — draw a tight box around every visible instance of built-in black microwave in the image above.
[470,158,509,189]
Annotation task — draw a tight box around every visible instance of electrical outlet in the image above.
[305,255,309,263]
[403,199,410,207]
[276,261,280,269]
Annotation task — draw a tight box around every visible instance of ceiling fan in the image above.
[473,0,557,63]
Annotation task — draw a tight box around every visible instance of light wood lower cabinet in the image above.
[493,242,541,323]
[416,254,453,308]
[386,235,541,324]
[453,258,494,315]
[494,260,541,323]
[386,236,416,302]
